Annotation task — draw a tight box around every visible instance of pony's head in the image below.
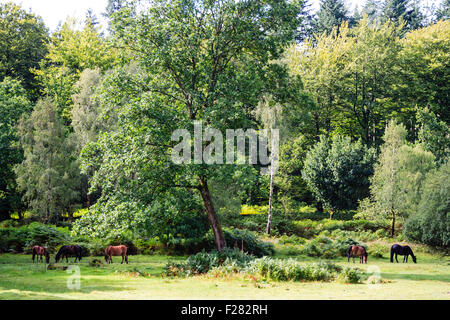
[104,253,109,262]
[412,255,417,263]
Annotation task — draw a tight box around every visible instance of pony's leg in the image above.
[406,255,408,263]
[395,254,398,263]
[126,255,128,264]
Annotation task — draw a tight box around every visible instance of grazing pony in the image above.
[390,244,417,263]
[55,245,82,263]
[32,245,50,263]
[105,245,128,264]
[347,245,368,264]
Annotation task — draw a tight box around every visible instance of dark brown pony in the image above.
[390,244,417,263]
[32,245,50,263]
[55,245,82,263]
[105,245,128,264]
[347,245,368,263]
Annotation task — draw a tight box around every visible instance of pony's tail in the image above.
[390,246,394,263]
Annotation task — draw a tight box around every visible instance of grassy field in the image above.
[0,253,449,300]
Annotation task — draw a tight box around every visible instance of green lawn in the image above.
[0,253,448,300]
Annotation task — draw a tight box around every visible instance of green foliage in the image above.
[0,77,32,220]
[246,258,343,282]
[163,250,360,283]
[15,99,82,223]
[397,20,450,124]
[0,222,70,253]
[367,243,388,258]
[34,19,118,119]
[416,107,450,163]
[404,161,450,247]
[81,0,302,251]
[0,3,48,97]
[302,135,376,215]
[336,266,362,283]
[360,120,435,235]
[292,219,385,239]
[163,248,253,276]
[313,0,350,35]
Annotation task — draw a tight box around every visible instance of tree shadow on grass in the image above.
[382,272,450,282]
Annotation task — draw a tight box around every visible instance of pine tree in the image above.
[382,0,424,31]
[313,0,350,35]
[363,0,383,23]
[436,0,450,20]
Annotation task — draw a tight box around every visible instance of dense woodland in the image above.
[0,0,448,255]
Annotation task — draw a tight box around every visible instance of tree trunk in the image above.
[329,210,334,220]
[199,177,226,251]
[391,209,395,237]
[266,163,274,235]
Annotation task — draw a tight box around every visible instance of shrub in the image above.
[278,235,307,245]
[336,267,362,284]
[292,219,387,239]
[0,223,71,253]
[246,257,340,282]
[163,248,253,276]
[368,243,387,258]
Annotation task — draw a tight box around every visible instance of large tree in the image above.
[302,135,376,219]
[359,120,435,236]
[34,19,118,121]
[0,77,32,220]
[15,99,82,223]
[396,20,450,125]
[0,3,48,99]
[81,0,301,251]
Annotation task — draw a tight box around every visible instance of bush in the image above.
[278,235,307,245]
[163,248,253,276]
[368,243,387,258]
[0,223,71,253]
[246,258,341,282]
[336,267,362,284]
[164,251,362,284]
[292,219,387,239]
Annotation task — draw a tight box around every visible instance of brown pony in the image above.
[32,245,50,263]
[105,245,128,264]
[347,245,367,264]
